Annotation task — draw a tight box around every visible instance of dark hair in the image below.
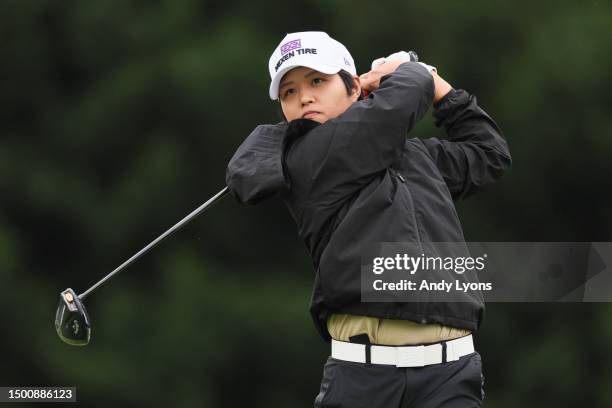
[337,69,359,98]
[276,69,363,122]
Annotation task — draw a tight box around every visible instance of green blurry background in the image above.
[2,0,611,406]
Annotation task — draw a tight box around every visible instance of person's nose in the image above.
[300,89,315,106]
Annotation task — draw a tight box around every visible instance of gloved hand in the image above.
[371,51,437,73]
[375,52,452,104]
[360,51,437,97]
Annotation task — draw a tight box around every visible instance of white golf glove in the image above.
[371,51,436,73]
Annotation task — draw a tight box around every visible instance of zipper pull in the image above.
[389,168,406,183]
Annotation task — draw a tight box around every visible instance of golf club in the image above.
[55,186,231,346]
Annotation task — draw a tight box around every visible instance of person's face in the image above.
[278,66,360,124]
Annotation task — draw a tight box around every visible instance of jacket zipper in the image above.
[390,168,423,245]
[390,168,427,322]
[390,167,405,183]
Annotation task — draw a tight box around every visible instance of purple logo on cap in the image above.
[281,39,301,55]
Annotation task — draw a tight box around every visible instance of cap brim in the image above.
[269,61,341,100]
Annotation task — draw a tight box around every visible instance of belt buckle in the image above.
[396,345,425,367]
[446,341,460,362]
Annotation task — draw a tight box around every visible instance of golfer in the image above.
[227,31,511,407]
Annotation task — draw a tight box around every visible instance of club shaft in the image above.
[78,186,231,299]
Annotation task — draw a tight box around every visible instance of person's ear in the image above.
[350,75,362,102]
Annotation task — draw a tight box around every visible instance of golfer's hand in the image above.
[360,61,453,104]
[360,51,419,93]
[359,59,406,93]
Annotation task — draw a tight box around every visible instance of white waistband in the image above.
[331,334,474,367]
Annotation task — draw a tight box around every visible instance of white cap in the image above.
[268,31,356,100]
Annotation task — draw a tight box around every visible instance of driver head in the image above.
[55,288,91,346]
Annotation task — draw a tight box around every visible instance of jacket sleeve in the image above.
[225,122,290,204]
[420,89,512,200]
[284,61,434,209]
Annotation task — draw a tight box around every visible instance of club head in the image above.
[55,288,91,346]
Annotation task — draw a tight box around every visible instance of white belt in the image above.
[331,334,474,367]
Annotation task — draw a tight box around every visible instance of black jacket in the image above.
[226,62,511,342]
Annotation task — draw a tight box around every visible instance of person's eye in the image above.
[282,88,296,99]
[312,77,325,85]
